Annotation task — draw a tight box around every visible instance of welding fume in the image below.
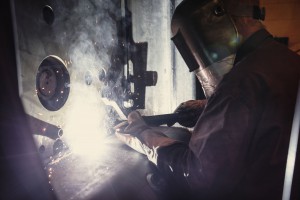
[115,0,300,199]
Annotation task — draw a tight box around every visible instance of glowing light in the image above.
[63,83,109,161]
[169,165,173,172]
[211,53,218,60]
[229,35,241,47]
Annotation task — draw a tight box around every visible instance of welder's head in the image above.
[171,0,265,97]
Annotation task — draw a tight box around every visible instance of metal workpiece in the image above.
[27,114,63,140]
[43,136,158,200]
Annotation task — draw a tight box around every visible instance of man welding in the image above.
[115,0,300,199]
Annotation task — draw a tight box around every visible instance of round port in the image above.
[36,55,70,111]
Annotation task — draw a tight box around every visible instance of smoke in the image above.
[51,0,121,151]
[56,0,119,73]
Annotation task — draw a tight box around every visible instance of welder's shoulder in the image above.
[253,39,300,73]
[215,64,268,108]
[247,40,300,96]
[226,40,300,103]
[211,40,300,111]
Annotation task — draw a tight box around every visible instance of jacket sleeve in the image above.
[156,89,259,198]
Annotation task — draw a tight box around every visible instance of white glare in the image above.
[63,82,109,161]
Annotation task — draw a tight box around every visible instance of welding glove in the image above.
[115,111,181,165]
[168,99,207,127]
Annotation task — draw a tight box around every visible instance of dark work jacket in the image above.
[157,29,300,200]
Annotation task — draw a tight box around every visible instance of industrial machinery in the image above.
[4,0,195,199]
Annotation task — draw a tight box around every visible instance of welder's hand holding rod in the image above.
[115,111,180,165]
[168,99,207,127]
[114,107,205,128]
[114,99,207,164]
[113,99,207,127]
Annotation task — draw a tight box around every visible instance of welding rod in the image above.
[115,113,184,127]
[141,113,182,126]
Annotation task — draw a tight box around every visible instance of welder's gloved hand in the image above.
[168,99,207,127]
[115,111,179,165]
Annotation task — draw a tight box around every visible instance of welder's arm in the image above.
[115,111,200,193]
[115,95,255,197]
[115,111,183,165]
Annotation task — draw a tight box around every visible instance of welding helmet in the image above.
[171,0,265,97]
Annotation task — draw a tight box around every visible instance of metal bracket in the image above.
[100,0,157,117]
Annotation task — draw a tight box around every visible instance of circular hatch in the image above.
[36,55,70,111]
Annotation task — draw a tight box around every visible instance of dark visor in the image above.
[171,0,239,72]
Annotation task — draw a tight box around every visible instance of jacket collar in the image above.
[234,29,273,65]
